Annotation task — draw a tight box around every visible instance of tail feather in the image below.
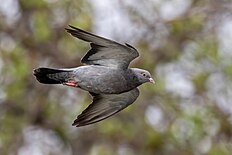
[33,67,72,84]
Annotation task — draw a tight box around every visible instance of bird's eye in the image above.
[142,73,146,77]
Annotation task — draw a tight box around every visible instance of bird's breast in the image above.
[74,66,134,94]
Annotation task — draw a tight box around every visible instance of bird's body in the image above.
[72,66,142,94]
[34,25,155,127]
[36,66,142,94]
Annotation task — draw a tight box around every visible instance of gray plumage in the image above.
[33,25,154,127]
[73,88,139,127]
[66,25,139,69]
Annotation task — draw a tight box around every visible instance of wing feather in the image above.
[65,25,139,69]
[72,88,139,127]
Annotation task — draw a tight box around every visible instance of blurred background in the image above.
[1,0,232,155]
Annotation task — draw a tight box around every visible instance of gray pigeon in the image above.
[34,25,155,127]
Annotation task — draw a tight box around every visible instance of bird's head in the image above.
[132,68,155,84]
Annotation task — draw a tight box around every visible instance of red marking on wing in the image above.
[63,79,78,87]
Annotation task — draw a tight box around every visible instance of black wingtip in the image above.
[65,25,76,32]
[72,120,82,127]
[72,121,77,126]
[66,25,93,35]
[66,25,82,31]
[65,25,85,37]
[65,27,73,33]
[69,25,76,29]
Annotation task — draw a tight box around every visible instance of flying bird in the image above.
[34,25,155,127]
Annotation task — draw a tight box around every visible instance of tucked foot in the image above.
[63,79,78,87]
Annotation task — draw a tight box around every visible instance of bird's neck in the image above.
[126,68,142,86]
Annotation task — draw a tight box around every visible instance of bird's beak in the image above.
[149,78,155,84]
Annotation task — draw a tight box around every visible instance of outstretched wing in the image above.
[65,25,139,69]
[72,88,139,127]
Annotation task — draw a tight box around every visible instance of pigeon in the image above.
[34,25,155,127]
